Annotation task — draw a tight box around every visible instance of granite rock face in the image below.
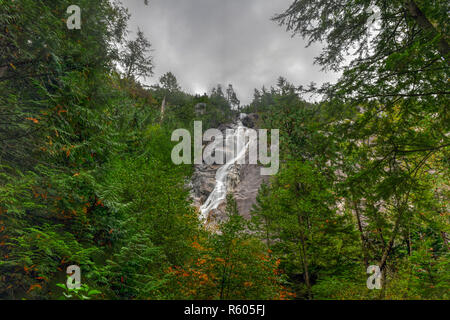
[191,164,220,203]
[190,114,269,228]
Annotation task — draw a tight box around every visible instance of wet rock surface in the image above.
[190,114,268,228]
[234,163,269,220]
[191,164,220,203]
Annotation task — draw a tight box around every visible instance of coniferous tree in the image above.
[120,29,153,80]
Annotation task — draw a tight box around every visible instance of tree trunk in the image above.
[264,216,272,257]
[379,213,402,271]
[353,200,369,268]
[405,228,412,256]
[379,266,387,299]
[405,0,449,61]
[0,66,7,78]
[160,95,166,124]
[441,232,449,250]
[297,214,312,299]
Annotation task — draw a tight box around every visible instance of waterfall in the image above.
[199,115,254,222]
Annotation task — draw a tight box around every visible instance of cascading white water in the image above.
[199,115,254,222]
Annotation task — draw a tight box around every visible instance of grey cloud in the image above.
[122,0,339,104]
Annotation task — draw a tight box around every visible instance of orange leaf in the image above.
[25,117,39,124]
[27,284,42,293]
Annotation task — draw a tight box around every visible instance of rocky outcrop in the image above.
[191,163,267,227]
[234,163,269,219]
[241,113,259,128]
[190,114,268,228]
[189,122,234,213]
[191,164,220,204]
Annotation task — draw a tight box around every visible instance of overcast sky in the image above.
[123,0,340,105]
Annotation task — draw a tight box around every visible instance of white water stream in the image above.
[199,115,255,221]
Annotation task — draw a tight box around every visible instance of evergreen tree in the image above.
[159,72,181,93]
[120,29,153,80]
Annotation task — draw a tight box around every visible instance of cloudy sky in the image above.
[123,0,340,105]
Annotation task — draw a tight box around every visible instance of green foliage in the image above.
[120,28,153,80]
[238,0,450,300]
[56,281,102,300]
[159,72,181,93]
[166,194,284,300]
[1,0,448,301]
[0,0,200,300]
[248,70,448,299]
[251,160,360,299]
[211,194,281,300]
[100,232,170,299]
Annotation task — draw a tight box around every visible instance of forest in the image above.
[0,0,448,300]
